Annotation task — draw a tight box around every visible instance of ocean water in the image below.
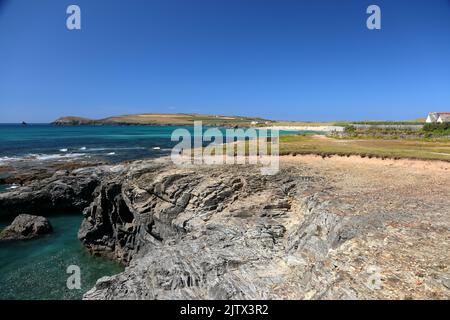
[0,124,184,164]
[0,214,123,300]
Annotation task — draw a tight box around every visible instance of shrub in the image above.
[422,123,450,136]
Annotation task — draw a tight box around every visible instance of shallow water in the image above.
[0,214,123,300]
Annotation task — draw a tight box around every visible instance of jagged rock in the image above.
[0,157,448,300]
[0,164,124,219]
[79,159,450,300]
[0,214,52,240]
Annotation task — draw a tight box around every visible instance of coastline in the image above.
[0,122,449,300]
[1,153,449,299]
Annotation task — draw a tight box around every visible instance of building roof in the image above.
[429,112,450,115]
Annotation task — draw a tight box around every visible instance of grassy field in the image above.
[188,133,450,162]
[53,114,272,126]
[279,134,450,161]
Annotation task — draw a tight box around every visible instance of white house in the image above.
[426,112,450,123]
[437,114,450,123]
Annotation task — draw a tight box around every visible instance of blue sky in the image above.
[1,0,450,122]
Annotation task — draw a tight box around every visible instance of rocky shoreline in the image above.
[0,156,448,299]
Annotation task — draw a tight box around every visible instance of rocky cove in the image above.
[0,156,449,299]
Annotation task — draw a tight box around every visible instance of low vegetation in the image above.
[188,134,449,162]
[340,122,449,140]
[342,125,419,139]
[279,134,450,161]
[349,120,425,125]
[422,123,450,137]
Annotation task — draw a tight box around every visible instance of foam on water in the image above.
[0,153,87,165]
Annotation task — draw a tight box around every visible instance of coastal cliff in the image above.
[0,157,449,299]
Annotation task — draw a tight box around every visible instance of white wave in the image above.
[0,156,23,164]
[79,147,87,151]
[34,153,86,161]
[85,147,146,152]
[0,153,86,164]
[7,185,19,190]
[59,148,68,152]
[106,152,116,156]
[152,147,161,150]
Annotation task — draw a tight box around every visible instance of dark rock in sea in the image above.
[0,214,52,240]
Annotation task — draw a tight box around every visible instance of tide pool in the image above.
[0,214,123,300]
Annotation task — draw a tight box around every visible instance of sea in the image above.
[0,124,183,166]
[0,123,310,299]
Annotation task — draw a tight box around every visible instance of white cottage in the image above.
[426,112,450,123]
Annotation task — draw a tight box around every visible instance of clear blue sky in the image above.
[1,0,450,123]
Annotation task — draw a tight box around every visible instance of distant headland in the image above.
[51,113,273,127]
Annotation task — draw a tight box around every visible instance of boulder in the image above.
[0,214,52,240]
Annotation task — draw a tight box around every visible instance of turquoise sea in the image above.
[0,124,311,300]
[0,124,184,164]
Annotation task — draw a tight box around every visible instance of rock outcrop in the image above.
[0,164,123,219]
[0,214,52,240]
[78,159,449,299]
[0,157,448,299]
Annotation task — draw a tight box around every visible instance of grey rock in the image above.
[0,214,52,240]
[79,159,450,300]
[0,164,122,219]
[77,161,366,299]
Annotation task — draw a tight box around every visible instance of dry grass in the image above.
[279,134,450,161]
[183,134,450,162]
